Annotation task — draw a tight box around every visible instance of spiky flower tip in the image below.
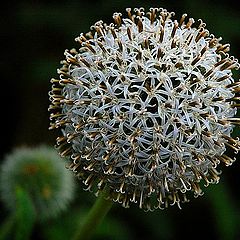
[0,146,75,219]
[49,7,240,211]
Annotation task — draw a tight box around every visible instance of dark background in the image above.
[1,0,240,239]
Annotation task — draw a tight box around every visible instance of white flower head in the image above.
[49,7,240,210]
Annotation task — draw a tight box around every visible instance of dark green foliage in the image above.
[14,186,35,240]
[1,0,239,239]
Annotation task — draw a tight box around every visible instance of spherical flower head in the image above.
[49,7,240,210]
[0,146,75,219]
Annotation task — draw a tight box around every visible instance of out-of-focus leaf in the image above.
[41,207,87,240]
[15,186,36,240]
[0,215,15,240]
[42,205,133,240]
[206,180,239,240]
[95,212,133,240]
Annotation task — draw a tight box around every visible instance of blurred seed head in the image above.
[0,146,75,219]
[49,7,240,210]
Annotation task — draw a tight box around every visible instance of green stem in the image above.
[0,215,15,240]
[73,190,113,240]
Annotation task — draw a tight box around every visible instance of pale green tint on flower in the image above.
[0,146,75,219]
[49,8,240,210]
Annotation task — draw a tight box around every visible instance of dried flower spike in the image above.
[49,7,240,211]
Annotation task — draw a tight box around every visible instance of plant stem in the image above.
[0,215,15,240]
[73,189,113,240]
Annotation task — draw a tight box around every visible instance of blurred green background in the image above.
[1,0,240,239]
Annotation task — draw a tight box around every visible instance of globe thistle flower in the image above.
[49,7,240,211]
[0,146,75,219]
